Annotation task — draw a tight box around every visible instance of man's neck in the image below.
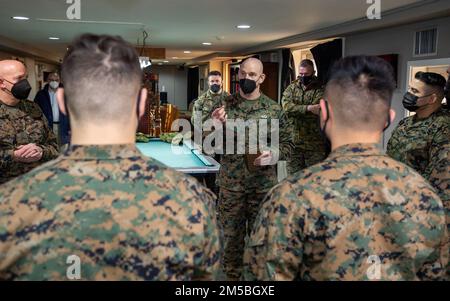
[239,89,261,101]
[0,93,19,106]
[210,89,223,95]
[415,104,441,119]
[330,130,381,151]
[71,124,136,145]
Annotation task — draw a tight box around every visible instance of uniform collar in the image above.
[206,89,225,98]
[234,92,270,109]
[64,144,143,160]
[327,143,383,160]
[412,106,447,122]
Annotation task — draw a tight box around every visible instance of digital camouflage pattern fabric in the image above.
[218,92,294,280]
[0,144,221,281]
[0,99,59,184]
[191,90,230,126]
[387,107,450,229]
[243,143,448,281]
[281,77,326,173]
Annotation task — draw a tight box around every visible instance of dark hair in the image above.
[328,55,395,104]
[415,72,446,89]
[208,70,222,77]
[61,34,142,122]
[326,55,396,130]
[300,59,315,69]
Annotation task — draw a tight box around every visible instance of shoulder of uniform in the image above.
[22,99,42,111]
[260,94,281,108]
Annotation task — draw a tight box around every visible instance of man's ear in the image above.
[389,108,396,124]
[429,93,438,104]
[138,88,148,119]
[56,88,66,115]
[259,73,266,85]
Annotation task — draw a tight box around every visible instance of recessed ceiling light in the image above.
[202,42,212,46]
[183,51,192,54]
[49,37,60,40]
[12,16,29,21]
[158,63,163,65]
[163,61,169,63]
[237,24,251,29]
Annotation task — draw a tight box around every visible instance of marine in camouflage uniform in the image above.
[191,87,230,194]
[282,76,327,174]
[0,99,59,184]
[387,106,450,230]
[243,143,448,280]
[0,144,221,280]
[218,92,294,280]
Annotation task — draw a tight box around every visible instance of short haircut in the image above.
[208,70,222,78]
[300,59,315,69]
[415,72,446,90]
[61,34,142,123]
[325,55,395,130]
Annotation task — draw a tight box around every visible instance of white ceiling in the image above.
[0,0,425,64]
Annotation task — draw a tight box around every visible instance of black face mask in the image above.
[402,91,434,112]
[210,84,221,94]
[2,78,32,100]
[300,76,313,86]
[239,78,257,95]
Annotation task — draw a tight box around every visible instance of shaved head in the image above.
[0,60,27,80]
[325,56,395,131]
[240,57,264,74]
[0,60,28,103]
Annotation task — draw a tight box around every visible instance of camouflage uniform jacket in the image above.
[243,143,448,280]
[217,93,294,193]
[387,107,449,222]
[281,78,325,151]
[0,144,221,280]
[0,99,59,184]
[191,90,230,126]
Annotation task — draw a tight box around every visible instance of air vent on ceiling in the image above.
[414,28,438,57]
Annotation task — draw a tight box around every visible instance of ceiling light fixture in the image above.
[202,42,212,46]
[237,24,251,29]
[183,51,191,54]
[163,61,169,63]
[12,16,29,21]
[48,37,60,40]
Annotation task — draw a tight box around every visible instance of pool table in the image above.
[136,138,220,175]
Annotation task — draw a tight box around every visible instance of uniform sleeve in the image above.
[277,109,295,161]
[38,114,59,161]
[281,84,308,116]
[191,98,201,125]
[191,183,222,280]
[425,125,450,209]
[386,122,403,160]
[0,148,14,171]
[281,84,324,117]
[243,183,305,280]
